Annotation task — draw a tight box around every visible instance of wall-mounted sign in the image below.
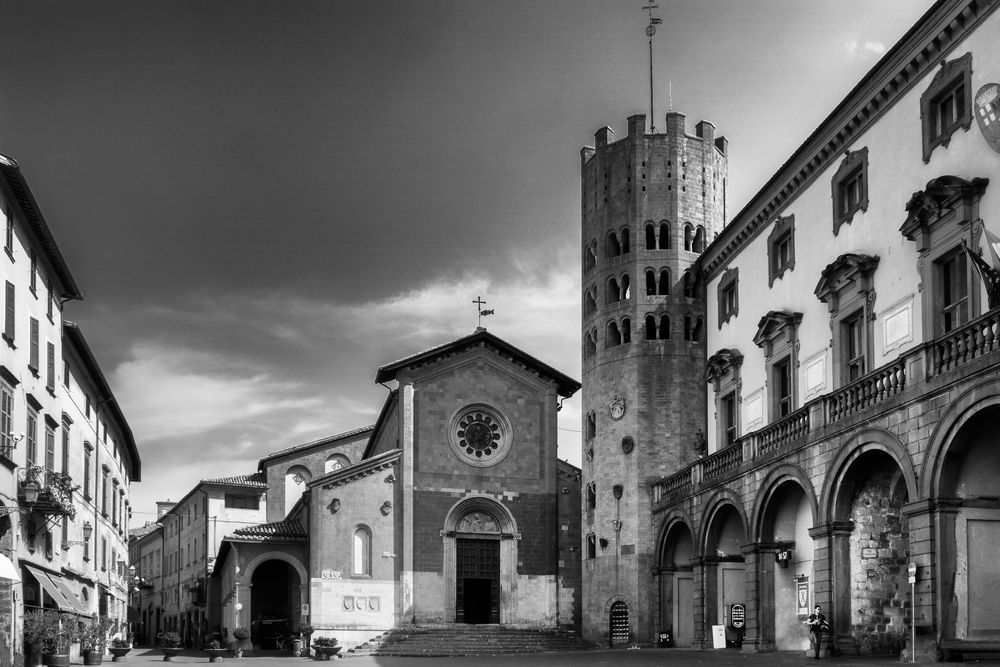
[731,603,745,629]
[975,83,1000,153]
[796,577,810,615]
[776,549,792,567]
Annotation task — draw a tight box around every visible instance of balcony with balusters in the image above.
[651,306,1000,510]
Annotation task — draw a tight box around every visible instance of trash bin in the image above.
[290,638,303,656]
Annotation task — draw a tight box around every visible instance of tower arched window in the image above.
[621,318,631,344]
[353,526,372,576]
[684,223,694,251]
[693,226,706,253]
[658,222,671,249]
[620,273,631,300]
[606,231,621,258]
[325,454,350,473]
[584,288,597,316]
[607,277,621,303]
[684,315,693,341]
[691,316,703,342]
[585,330,597,358]
[586,532,596,560]
[606,321,621,347]
[659,314,671,339]
[683,271,694,298]
[658,269,671,295]
[620,228,630,253]
[584,243,597,272]
[645,223,656,250]
[645,315,656,340]
[645,269,656,295]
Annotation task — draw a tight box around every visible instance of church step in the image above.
[344,626,592,657]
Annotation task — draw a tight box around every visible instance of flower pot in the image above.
[84,649,104,665]
[204,648,227,663]
[161,647,183,662]
[110,647,132,662]
[43,654,70,667]
[311,646,340,661]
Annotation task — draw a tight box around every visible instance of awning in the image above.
[24,565,74,613]
[0,554,19,581]
[24,565,90,616]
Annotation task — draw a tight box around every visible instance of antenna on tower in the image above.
[642,4,662,133]
[669,80,673,112]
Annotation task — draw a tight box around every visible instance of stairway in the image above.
[345,625,594,657]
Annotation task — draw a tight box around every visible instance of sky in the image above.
[0,0,931,526]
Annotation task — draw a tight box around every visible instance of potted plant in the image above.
[23,609,80,667]
[109,637,132,662]
[297,625,313,658]
[310,637,340,661]
[231,627,250,659]
[203,639,227,663]
[159,632,183,662]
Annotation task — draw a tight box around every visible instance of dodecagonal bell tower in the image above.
[580,112,728,646]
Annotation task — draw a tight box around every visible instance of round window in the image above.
[449,404,512,467]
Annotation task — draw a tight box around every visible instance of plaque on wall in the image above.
[609,393,626,420]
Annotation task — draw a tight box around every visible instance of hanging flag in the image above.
[651,17,662,24]
[984,227,1000,270]
[480,309,494,317]
[962,240,1000,309]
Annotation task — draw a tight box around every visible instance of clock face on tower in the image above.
[609,393,626,420]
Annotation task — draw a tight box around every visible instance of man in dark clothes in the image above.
[805,604,830,658]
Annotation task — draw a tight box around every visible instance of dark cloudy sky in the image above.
[0,0,928,525]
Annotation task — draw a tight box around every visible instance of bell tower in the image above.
[580,112,728,645]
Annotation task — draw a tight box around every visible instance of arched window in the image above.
[620,228,630,253]
[606,231,621,258]
[645,223,656,250]
[584,288,597,316]
[586,483,596,509]
[684,223,694,251]
[691,316,703,342]
[694,226,706,253]
[585,330,597,358]
[658,269,671,295]
[586,532,596,560]
[325,454,350,474]
[683,271,694,298]
[658,222,671,249]
[607,277,621,303]
[284,465,312,514]
[645,315,656,340]
[620,273,631,300]
[606,321,621,347]
[621,318,631,344]
[353,526,371,576]
[645,269,656,295]
[584,243,597,272]
[684,315,693,341]
[659,314,671,339]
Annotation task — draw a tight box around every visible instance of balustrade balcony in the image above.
[651,307,1000,509]
[18,465,78,519]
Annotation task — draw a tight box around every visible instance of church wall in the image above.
[557,462,582,630]
[309,456,401,639]
[368,399,399,457]
[265,431,371,521]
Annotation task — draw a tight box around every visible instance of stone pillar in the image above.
[744,542,777,652]
[700,558,719,649]
[691,558,707,648]
[399,379,416,624]
[809,521,856,656]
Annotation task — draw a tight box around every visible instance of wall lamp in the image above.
[62,521,93,548]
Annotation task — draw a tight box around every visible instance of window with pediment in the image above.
[815,253,879,387]
[832,147,869,236]
[920,53,972,163]
[753,311,802,420]
[767,215,795,286]
[705,349,743,450]
[717,267,739,328]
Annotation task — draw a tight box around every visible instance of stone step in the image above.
[344,626,592,658]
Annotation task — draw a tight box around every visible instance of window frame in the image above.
[353,525,372,577]
[705,349,743,452]
[753,310,802,421]
[831,147,869,236]
[767,215,796,286]
[814,253,879,388]
[920,52,972,163]
[716,267,739,328]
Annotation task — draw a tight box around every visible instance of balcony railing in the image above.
[651,307,1000,507]
[18,465,78,518]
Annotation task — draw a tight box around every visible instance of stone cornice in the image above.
[315,449,400,490]
[699,0,1000,282]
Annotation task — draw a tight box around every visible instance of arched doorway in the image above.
[758,478,814,650]
[442,497,518,624]
[832,449,911,655]
[250,560,301,649]
[936,405,1000,640]
[609,600,629,647]
[703,502,747,641]
[657,521,695,647]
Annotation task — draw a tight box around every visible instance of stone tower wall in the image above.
[580,112,728,645]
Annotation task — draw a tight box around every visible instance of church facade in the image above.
[582,0,1000,660]
[211,330,581,649]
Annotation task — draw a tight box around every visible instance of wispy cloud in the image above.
[843,40,886,60]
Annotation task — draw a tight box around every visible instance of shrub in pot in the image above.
[159,632,182,662]
[109,637,132,662]
[231,627,250,658]
[23,610,80,666]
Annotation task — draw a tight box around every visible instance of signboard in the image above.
[301,603,310,615]
[711,625,726,649]
[731,603,746,630]
[796,576,810,615]
[775,549,792,568]
[908,562,917,584]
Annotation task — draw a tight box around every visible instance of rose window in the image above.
[449,404,512,467]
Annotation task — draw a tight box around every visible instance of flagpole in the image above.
[642,4,660,133]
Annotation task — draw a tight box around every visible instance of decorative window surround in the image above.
[920,52,973,163]
[831,147,869,236]
[705,348,744,450]
[767,215,795,286]
[815,253,880,387]
[717,267,739,329]
[753,310,803,421]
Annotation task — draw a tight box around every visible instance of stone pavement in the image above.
[95,647,988,666]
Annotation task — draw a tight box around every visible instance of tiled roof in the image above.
[259,425,374,464]
[232,520,306,542]
[128,522,159,539]
[202,472,267,488]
